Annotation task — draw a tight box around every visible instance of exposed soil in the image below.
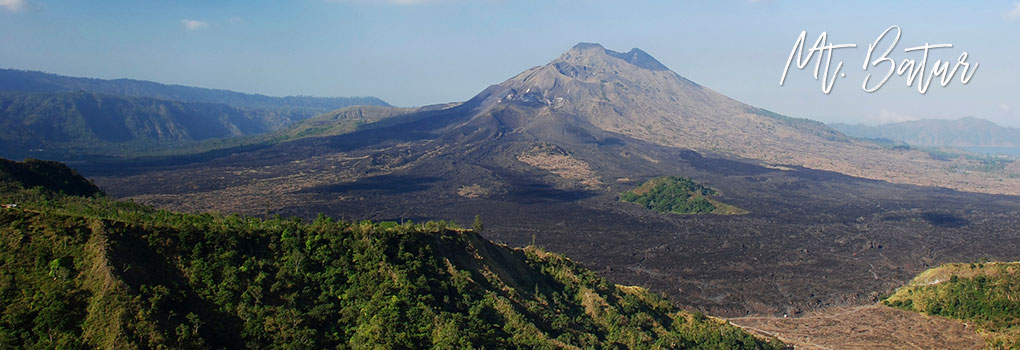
[731,305,986,350]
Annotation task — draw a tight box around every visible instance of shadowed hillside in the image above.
[0,157,102,197]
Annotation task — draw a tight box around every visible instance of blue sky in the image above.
[2,0,1019,126]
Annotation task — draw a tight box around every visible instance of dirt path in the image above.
[730,304,986,350]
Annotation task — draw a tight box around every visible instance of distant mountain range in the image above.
[0,69,389,159]
[0,69,388,111]
[830,117,1020,148]
[0,91,310,158]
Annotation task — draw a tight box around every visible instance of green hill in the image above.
[884,262,1020,349]
[620,176,746,215]
[0,159,781,349]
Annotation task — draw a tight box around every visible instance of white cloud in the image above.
[181,19,209,31]
[227,16,242,24]
[0,0,26,12]
[1001,104,1011,112]
[1005,3,1020,20]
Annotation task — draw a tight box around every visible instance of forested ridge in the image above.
[0,159,781,349]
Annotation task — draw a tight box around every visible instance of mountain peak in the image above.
[571,42,605,50]
[608,48,670,71]
[490,42,737,116]
[561,43,669,71]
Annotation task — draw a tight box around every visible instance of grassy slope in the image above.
[884,262,1020,349]
[0,159,781,349]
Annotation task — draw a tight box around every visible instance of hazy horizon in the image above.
[2,1,1018,127]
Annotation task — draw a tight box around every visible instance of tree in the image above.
[472,215,484,233]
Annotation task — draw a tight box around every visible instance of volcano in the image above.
[86,43,1020,316]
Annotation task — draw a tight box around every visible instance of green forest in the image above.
[620,176,744,215]
[885,262,1020,349]
[0,158,781,349]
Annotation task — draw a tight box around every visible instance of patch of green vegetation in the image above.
[884,262,1020,349]
[620,176,746,215]
[0,159,780,349]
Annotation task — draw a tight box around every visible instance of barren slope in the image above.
[731,305,985,350]
[482,43,1020,195]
